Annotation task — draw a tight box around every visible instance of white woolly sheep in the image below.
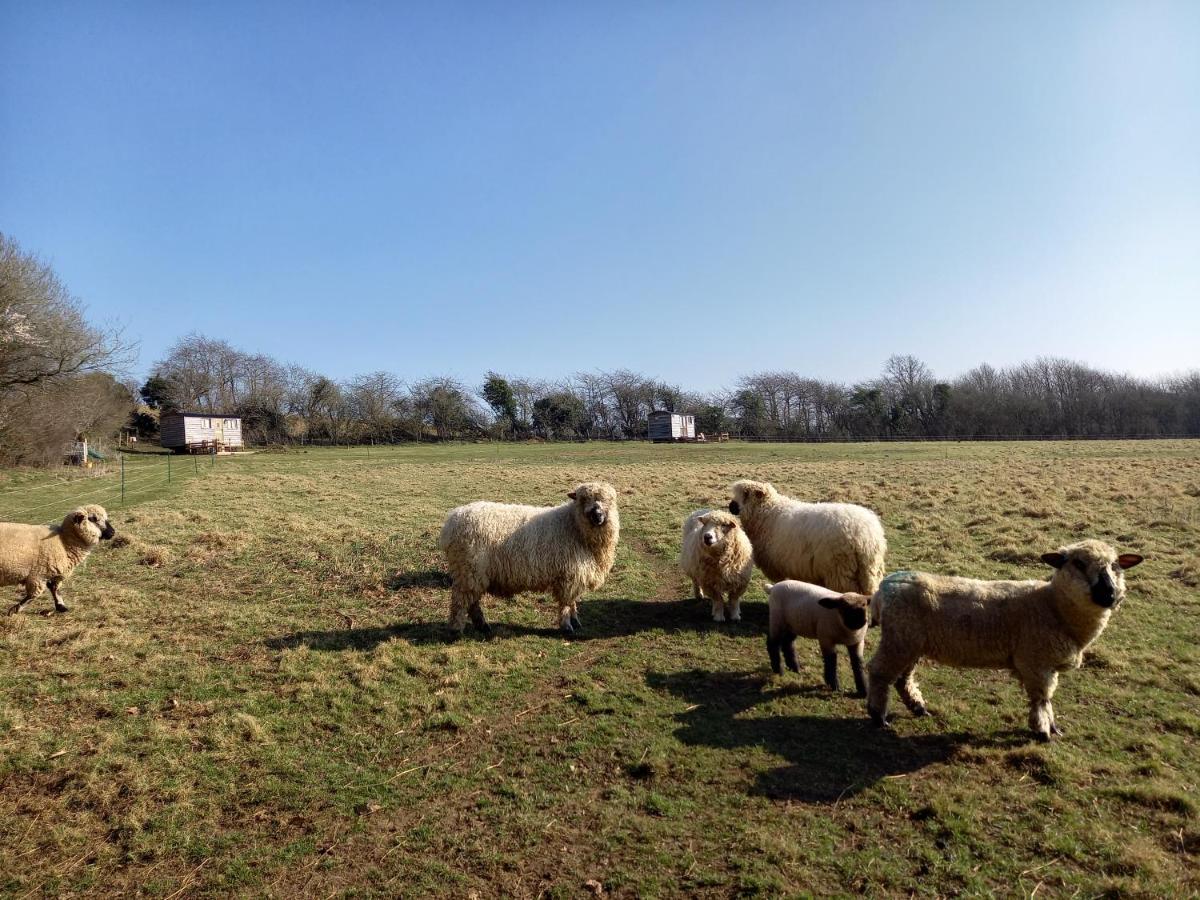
[728,479,887,595]
[765,580,871,696]
[679,508,753,622]
[2,505,116,615]
[439,482,620,636]
[866,539,1144,741]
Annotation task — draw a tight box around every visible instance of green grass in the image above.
[1,440,1198,897]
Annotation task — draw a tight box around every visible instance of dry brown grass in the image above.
[1,440,1197,897]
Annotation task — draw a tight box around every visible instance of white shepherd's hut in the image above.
[648,410,696,442]
[160,412,244,453]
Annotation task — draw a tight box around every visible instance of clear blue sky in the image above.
[2,1,1197,391]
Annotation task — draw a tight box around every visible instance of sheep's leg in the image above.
[780,635,800,673]
[569,599,582,632]
[691,578,703,600]
[467,600,492,637]
[447,586,477,637]
[1022,670,1059,742]
[48,577,68,613]
[820,652,840,696]
[893,666,927,717]
[9,579,46,615]
[766,635,783,675]
[554,589,579,635]
[710,590,726,623]
[867,639,920,727]
[726,588,743,622]
[847,642,868,698]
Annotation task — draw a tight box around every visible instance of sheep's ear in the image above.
[1117,554,1144,570]
[73,512,85,524]
[567,491,577,500]
[817,597,844,610]
[752,486,765,498]
[1041,552,1067,569]
[841,592,870,608]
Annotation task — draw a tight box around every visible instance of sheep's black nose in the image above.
[1091,573,1116,607]
[728,501,740,515]
[101,524,116,540]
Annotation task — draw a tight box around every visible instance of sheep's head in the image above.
[695,510,741,552]
[728,479,775,517]
[568,482,617,529]
[1041,540,1142,610]
[818,592,871,631]
[63,504,116,546]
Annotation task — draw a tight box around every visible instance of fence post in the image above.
[121,454,125,504]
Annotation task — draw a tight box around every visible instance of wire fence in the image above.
[0,451,227,525]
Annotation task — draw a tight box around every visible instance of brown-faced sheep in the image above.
[2,505,116,615]
[866,539,1144,741]
[728,479,886,595]
[439,482,619,637]
[766,580,871,696]
[679,509,753,622]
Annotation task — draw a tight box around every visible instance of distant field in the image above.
[1,440,1198,897]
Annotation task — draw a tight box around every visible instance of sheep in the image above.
[765,580,871,696]
[728,479,887,595]
[2,505,116,615]
[679,509,753,622]
[865,540,1144,741]
[439,482,620,637]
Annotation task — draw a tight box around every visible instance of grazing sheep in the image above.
[2,505,116,615]
[866,540,1144,741]
[679,509,753,622]
[765,580,870,696]
[439,482,620,636]
[728,479,887,595]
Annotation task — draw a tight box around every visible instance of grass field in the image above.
[1,440,1198,897]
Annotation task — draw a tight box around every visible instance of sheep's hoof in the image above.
[869,710,892,729]
[1034,730,1053,744]
[851,689,867,700]
[447,629,465,642]
[54,603,70,614]
[477,623,494,639]
[1050,722,1063,737]
[569,616,582,631]
[7,604,21,616]
[910,703,928,718]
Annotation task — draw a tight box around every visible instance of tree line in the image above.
[3,230,1199,468]
[139,333,1200,445]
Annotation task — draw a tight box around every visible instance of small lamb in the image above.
[2,505,116,615]
[679,508,753,622]
[866,540,1144,741]
[765,580,871,696]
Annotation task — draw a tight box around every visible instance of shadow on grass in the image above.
[645,668,1029,802]
[265,595,767,652]
[387,569,452,590]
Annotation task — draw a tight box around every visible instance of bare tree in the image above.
[0,233,133,393]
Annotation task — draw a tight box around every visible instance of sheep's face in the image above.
[1041,540,1143,610]
[728,480,773,517]
[818,592,871,631]
[569,482,617,529]
[697,511,740,552]
[64,504,116,545]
